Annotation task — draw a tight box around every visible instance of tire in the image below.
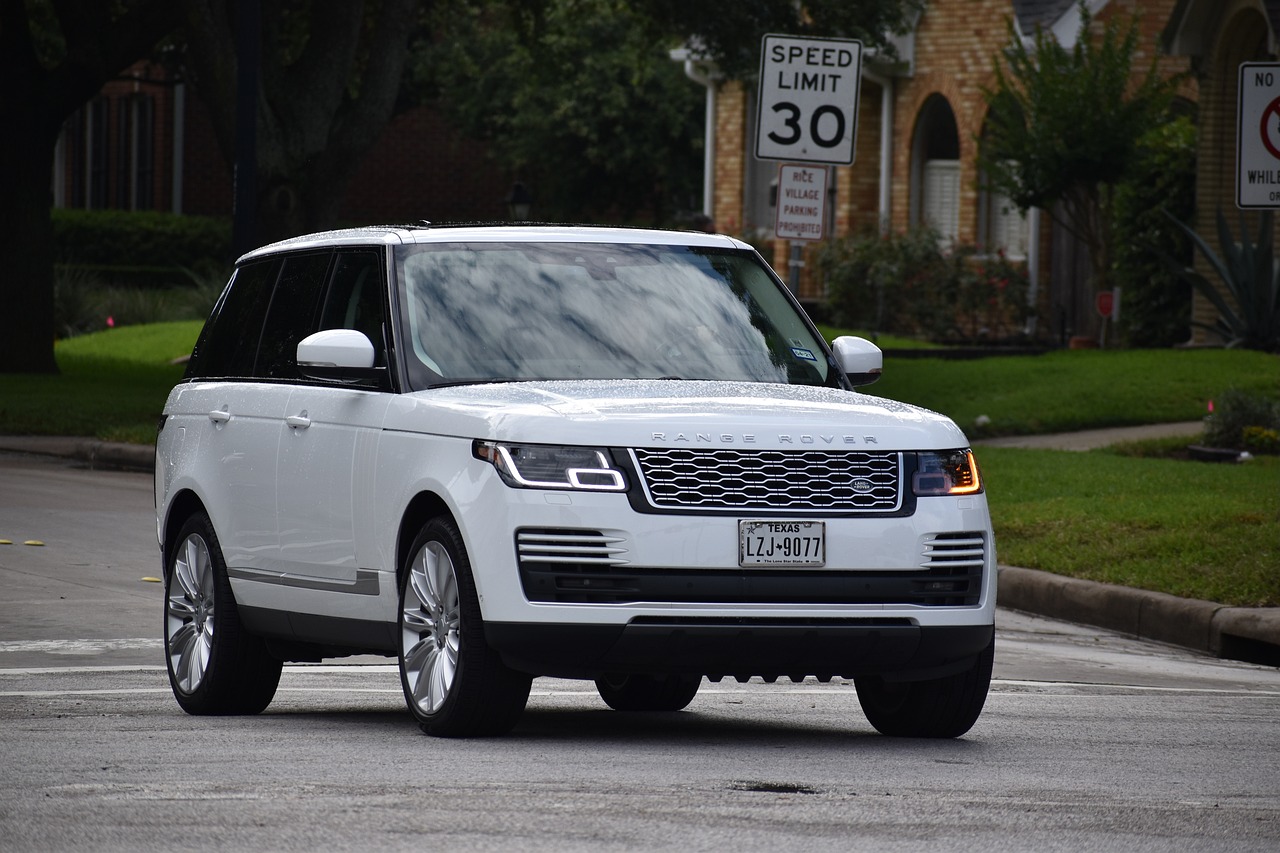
[163,512,282,715]
[398,517,531,737]
[594,673,701,712]
[854,636,994,738]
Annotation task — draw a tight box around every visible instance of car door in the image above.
[176,258,287,575]
[275,250,392,600]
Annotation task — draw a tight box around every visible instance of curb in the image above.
[998,565,1280,667]
[0,436,154,473]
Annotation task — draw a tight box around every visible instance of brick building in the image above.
[688,0,1276,345]
[51,62,510,226]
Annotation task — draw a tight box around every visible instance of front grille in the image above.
[630,448,901,512]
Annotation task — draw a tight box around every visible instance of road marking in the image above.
[0,638,161,654]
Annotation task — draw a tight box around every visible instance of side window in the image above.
[186,259,281,379]
[318,251,387,366]
[255,252,332,379]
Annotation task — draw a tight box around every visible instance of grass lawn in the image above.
[980,446,1279,607]
[1,322,1277,606]
[0,321,198,444]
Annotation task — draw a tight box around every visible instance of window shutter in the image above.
[923,160,960,244]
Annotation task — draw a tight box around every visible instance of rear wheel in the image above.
[854,636,994,738]
[163,512,282,715]
[398,517,531,737]
[595,673,701,712]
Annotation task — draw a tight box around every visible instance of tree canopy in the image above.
[979,6,1183,294]
[419,0,920,223]
[1,0,919,372]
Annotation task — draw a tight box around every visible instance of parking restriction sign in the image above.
[756,34,863,165]
[1238,62,1280,208]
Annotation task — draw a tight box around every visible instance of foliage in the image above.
[52,209,230,269]
[1160,209,1280,352]
[54,269,223,339]
[622,0,922,80]
[980,5,1183,295]
[815,227,1032,343]
[1112,114,1197,347]
[419,0,704,223]
[174,0,423,247]
[1203,388,1280,453]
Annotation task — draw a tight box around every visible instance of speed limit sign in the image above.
[755,34,863,165]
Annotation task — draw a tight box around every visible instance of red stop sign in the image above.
[1096,290,1115,319]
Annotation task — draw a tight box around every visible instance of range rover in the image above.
[156,225,996,738]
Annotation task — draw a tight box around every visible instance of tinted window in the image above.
[186,259,281,379]
[319,251,387,367]
[255,252,331,379]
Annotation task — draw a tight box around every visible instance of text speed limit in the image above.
[756,34,863,165]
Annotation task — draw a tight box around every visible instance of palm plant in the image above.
[1162,209,1280,352]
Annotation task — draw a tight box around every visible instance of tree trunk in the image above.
[0,115,59,374]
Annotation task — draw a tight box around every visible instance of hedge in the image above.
[53,209,232,287]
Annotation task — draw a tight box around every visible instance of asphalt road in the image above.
[2,451,1279,852]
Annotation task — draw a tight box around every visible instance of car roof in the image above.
[237,224,752,264]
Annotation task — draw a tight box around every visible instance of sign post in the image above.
[1237,62,1280,209]
[756,34,862,290]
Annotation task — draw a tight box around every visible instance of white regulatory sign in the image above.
[756,34,863,165]
[775,164,827,241]
[1238,62,1280,209]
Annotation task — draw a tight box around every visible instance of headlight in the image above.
[473,441,627,491]
[913,450,983,496]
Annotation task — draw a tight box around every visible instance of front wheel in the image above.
[163,511,282,715]
[398,517,531,737]
[595,673,701,712]
[854,636,994,738]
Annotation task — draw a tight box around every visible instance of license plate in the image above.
[738,521,825,567]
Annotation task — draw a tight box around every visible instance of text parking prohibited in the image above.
[1238,62,1280,209]
[756,34,863,165]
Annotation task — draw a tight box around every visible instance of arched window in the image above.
[909,95,961,245]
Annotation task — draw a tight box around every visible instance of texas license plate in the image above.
[738,520,825,567]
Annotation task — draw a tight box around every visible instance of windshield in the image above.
[394,241,835,389]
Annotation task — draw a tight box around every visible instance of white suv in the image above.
[156,225,995,738]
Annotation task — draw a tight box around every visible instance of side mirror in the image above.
[831,335,883,387]
[297,329,382,383]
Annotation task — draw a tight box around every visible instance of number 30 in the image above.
[767,102,846,149]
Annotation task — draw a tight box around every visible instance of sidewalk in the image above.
[2,427,1276,667]
[973,420,1205,450]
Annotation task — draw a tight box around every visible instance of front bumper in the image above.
[485,619,994,682]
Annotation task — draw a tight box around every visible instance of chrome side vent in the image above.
[921,532,986,570]
[516,528,629,567]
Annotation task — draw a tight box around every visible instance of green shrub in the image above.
[1204,388,1280,451]
[815,226,1033,342]
[1243,426,1280,455]
[52,209,231,288]
[55,265,225,338]
[1113,114,1196,347]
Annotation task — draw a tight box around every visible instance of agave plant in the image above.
[1161,209,1280,352]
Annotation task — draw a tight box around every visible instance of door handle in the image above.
[208,409,230,424]
[286,412,311,429]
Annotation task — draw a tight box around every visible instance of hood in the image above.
[383,379,969,451]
